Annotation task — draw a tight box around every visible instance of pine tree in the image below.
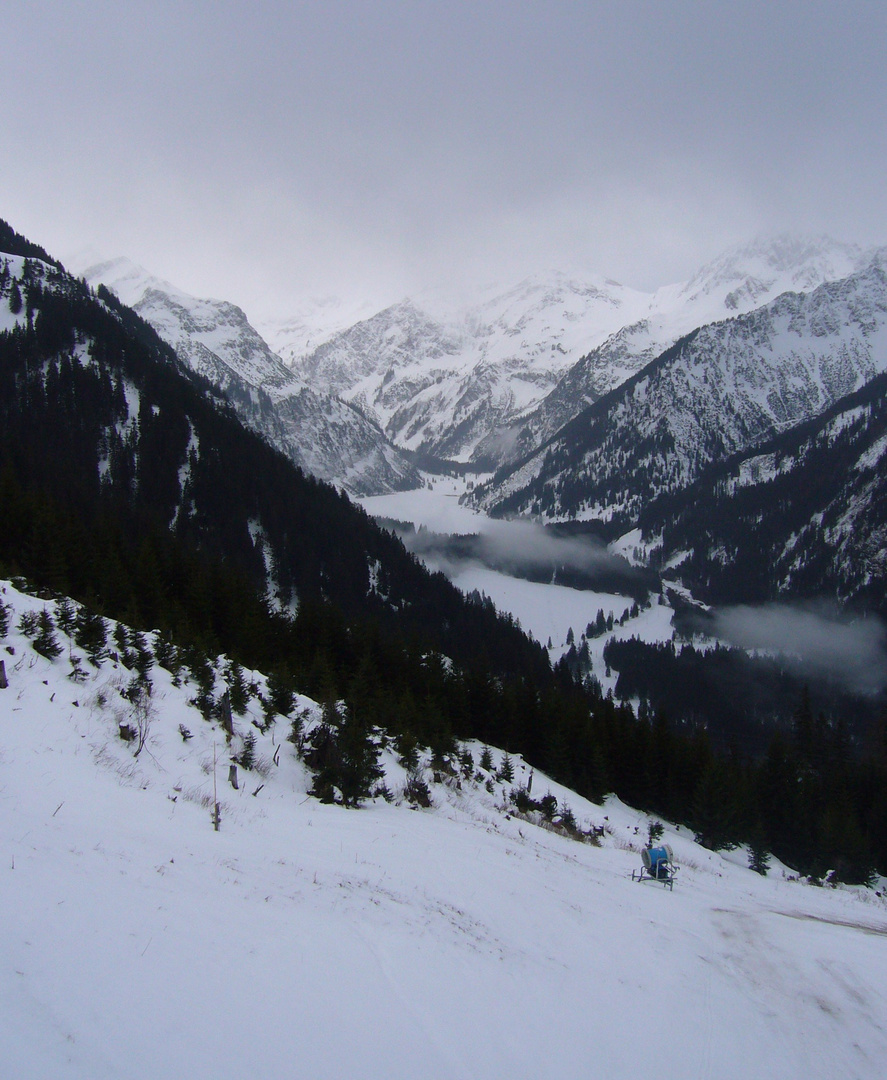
[304,701,383,806]
[225,660,249,716]
[130,630,155,679]
[152,631,180,675]
[237,730,257,770]
[499,752,515,783]
[748,837,771,876]
[33,609,62,659]
[74,608,107,665]
[114,623,135,668]
[53,597,78,638]
[265,668,295,718]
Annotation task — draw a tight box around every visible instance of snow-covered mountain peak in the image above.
[279,269,655,462]
[79,256,298,395]
[77,257,422,496]
[259,293,395,366]
[678,234,865,308]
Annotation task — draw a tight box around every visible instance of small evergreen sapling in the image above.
[225,661,250,716]
[498,752,515,783]
[539,792,558,822]
[33,609,63,659]
[53,597,78,638]
[748,832,771,876]
[130,631,155,679]
[74,608,107,665]
[403,768,432,808]
[236,730,256,771]
[122,675,154,757]
[304,702,383,807]
[153,632,180,676]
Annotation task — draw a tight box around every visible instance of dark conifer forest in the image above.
[2,219,886,883]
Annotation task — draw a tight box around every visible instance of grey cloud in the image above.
[711,603,887,696]
[403,518,644,592]
[1,2,885,314]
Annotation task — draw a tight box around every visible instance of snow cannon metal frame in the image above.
[632,844,677,890]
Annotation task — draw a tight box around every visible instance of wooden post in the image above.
[219,691,233,740]
[0,660,7,690]
[212,738,220,831]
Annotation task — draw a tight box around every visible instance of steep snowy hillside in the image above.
[79,258,297,394]
[77,258,420,496]
[2,577,886,1080]
[281,272,651,464]
[500,236,872,461]
[639,372,887,610]
[471,259,887,524]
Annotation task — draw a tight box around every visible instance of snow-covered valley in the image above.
[2,577,886,1080]
[361,479,672,682]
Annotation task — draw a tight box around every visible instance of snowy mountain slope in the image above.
[493,236,873,463]
[76,258,420,496]
[3,577,887,1080]
[470,259,887,524]
[79,258,297,395]
[639,371,887,610]
[279,273,652,463]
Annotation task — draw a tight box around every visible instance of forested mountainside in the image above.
[637,373,887,612]
[79,258,421,496]
[470,260,887,527]
[0,237,541,681]
[2,217,886,881]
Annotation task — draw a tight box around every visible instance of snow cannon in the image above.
[633,845,676,889]
[641,845,673,875]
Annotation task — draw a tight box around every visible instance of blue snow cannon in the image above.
[634,844,676,889]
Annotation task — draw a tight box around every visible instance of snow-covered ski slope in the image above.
[1,578,886,1080]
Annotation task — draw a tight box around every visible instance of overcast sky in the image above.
[2,1,885,318]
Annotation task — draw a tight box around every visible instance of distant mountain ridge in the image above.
[77,258,421,496]
[469,256,887,524]
[256,235,869,471]
[489,236,872,465]
[274,272,650,465]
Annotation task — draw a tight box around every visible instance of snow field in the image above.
[2,579,887,1078]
